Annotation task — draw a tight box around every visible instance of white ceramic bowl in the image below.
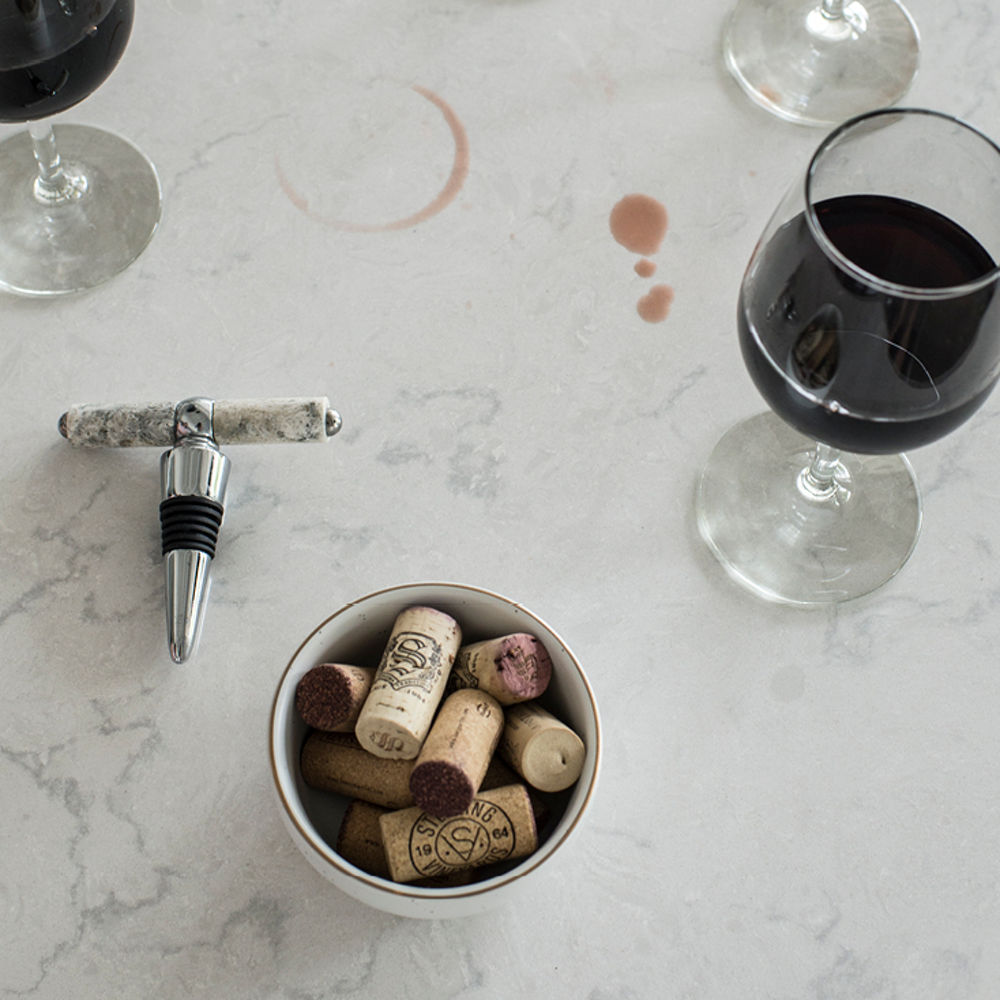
[269,581,601,918]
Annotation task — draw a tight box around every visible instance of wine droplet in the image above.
[609,194,668,255]
[637,284,675,323]
[609,193,674,322]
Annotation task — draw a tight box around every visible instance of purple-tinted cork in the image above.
[452,633,553,704]
[495,634,552,699]
[295,664,368,731]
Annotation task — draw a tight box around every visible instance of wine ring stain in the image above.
[276,84,470,233]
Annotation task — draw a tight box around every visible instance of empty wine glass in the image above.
[723,0,920,126]
[0,0,160,296]
[696,109,1000,605]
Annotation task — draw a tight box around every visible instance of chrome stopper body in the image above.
[57,392,342,664]
[160,398,231,664]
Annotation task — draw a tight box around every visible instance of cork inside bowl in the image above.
[269,581,601,919]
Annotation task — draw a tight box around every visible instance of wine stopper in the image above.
[59,395,343,663]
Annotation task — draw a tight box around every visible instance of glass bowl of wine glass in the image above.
[0,0,160,296]
[696,109,1000,605]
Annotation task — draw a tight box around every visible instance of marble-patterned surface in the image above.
[3,0,1000,997]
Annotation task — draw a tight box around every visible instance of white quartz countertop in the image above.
[3,1,1000,997]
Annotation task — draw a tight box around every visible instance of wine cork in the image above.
[336,799,392,878]
[451,633,553,704]
[335,799,476,887]
[479,754,518,791]
[300,731,415,809]
[409,689,504,817]
[355,606,461,760]
[499,702,586,793]
[295,664,375,732]
[480,754,551,831]
[379,784,538,883]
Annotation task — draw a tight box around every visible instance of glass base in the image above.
[722,0,920,126]
[696,412,921,605]
[0,124,161,296]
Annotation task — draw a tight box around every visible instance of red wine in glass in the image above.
[697,109,1000,605]
[740,193,1000,455]
[0,0,160,295]
[0,0,133,121]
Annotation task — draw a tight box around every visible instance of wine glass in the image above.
[0,0,160,296]
[723,0,920,126]
[696,109,1000,605]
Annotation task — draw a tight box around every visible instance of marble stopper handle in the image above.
[58,396,342,447]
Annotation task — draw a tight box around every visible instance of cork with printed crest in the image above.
[355,606,461,760]
[379,783,538,883]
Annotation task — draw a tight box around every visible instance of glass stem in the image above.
[821,0,846,16]
[798,442,845,502]
[29,121,87,204]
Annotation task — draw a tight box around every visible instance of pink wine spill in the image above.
[609,193,674,323]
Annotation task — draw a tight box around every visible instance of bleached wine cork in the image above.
[354,606,461,760]
[300,731,415,809]
[295,664,375,732]
[336,799,392,878]
[451,633,553,705]
[499,702,586,793]
[379,784,538,883]
[409,689,504,817]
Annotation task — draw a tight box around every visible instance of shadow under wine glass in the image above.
[696,109,1000,605]
[723,0,920,126]
[0,0,160,296]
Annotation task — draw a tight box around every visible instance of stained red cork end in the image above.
[295,664,353,730]
[410,760,475,818]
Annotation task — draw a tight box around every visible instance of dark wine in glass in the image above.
[0,0,133,120]
[0,0,160,295]
[740,193,1000,454]
[697,110,1000,604]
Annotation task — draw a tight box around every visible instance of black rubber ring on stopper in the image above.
[159,496,224,557]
